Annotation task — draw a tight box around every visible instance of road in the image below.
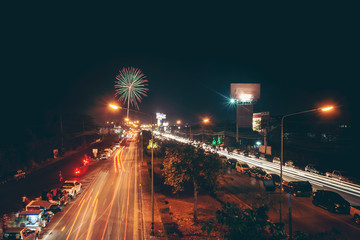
[163,133,360,239]
[223,169,360,239]
[0,136,117,215]
[163,133,360,205]
[42,140,143,240]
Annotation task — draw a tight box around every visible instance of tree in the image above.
[202,203,286,240]
[162,144,222,221]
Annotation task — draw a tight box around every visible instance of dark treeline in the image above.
[0,111,98,176]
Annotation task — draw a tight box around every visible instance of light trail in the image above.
[164,134,360,199]
[86,198,98,240]
[65,198,86,240]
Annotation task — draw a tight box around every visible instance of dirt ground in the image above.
[147,154,241,239]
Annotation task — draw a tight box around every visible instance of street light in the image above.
[202,118,210,142]
[279,105,334,224]
[109,103,155,235]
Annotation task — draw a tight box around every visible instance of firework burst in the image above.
[115,67,149,112]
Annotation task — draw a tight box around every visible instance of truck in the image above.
[3,227,39,240]
[350,206,360,225]
[61,180,82,199]
[325,170,350,182]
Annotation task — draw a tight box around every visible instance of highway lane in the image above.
[42,141,143,240]
[223,169,360,239]
[0,136,117,215]
[163,133,360,205]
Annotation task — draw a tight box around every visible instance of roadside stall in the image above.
[18,210,46,232]
[26,200,52,212]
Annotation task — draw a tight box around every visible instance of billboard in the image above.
[253,112,270,132]
[259,145,272,155]
[230,83,260,104]
[156,113,166,126]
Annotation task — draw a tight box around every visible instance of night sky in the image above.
[2,2,357,127]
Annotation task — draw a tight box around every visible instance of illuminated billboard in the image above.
[156,113,166,126]
[230,83,260,104]
[253,112,270,132]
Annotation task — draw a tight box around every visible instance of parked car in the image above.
[232,149,240,154]
[305,164,324,175]
[264,173,281,188]
[243,151,249,157]
[270,174,281,187]
[3,227,39,240]
[61,180,82,199]
[285,160,295,168]
[263,174,276,191]
[236,162,250,174]
[326,170,350,182]
[350,206,360,225]
[249,167,267,179]
[272,157,280,164]
[226,158,238,169]
[312,190,350,214]
[282,181,312,197]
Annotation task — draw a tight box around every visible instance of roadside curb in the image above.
[140,158,167,239]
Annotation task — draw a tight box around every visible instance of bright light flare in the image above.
[321,106,334,112]
[203,118,210,124]
[230,98,235,104]
[109,104,120,110]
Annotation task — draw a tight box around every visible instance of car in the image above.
[312,190,350,214]
[243,151,249,157]
[285,160,295,168]
[350,206,360,225]
[3,227,39,240]
[269,174,281,187]
[282,181,312,197]
[305,164,324,175]
[272,157,280,164]
[236,162,250,174]
[325,170,350,182]
[61,180,82,198]
[249,167,267,179]
[226,158,237,169]
[99,153,107,160]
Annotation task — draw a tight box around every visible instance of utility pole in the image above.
[60,113,64,154]
[288,193,293,240]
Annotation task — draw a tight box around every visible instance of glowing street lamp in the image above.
[176,120,181,125]
[109,104,120,110]
[203,118,210,124]
[321,106,334,112]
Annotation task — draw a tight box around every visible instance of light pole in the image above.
[109,103,155,236]
[202,118,210,143]
[279,106,334,224]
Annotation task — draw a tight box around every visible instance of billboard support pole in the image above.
[236,104,239,142]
